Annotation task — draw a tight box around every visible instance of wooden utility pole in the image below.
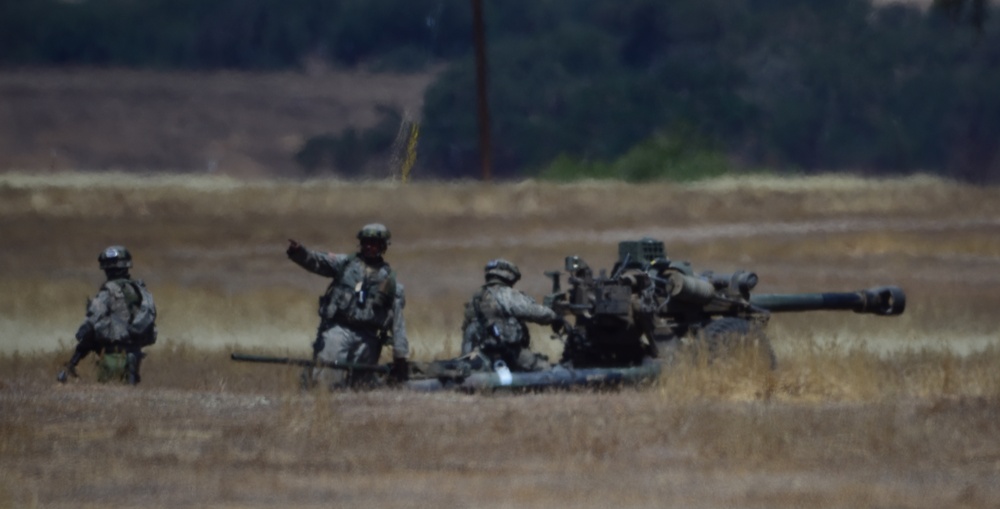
[471,0,492,181]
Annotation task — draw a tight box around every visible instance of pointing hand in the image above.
[287,239,304,256]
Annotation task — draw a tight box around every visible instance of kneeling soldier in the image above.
[58,245,157,385]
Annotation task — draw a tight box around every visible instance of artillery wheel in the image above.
[697,318,777,369]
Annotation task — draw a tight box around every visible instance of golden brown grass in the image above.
[2,172,1000,508]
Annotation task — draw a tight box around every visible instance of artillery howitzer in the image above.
[231,238,905,392]
[544,238,905,369]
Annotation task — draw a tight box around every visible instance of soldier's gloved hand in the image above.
[550,317,567,334]
[286,239,305,257]
[389,357,409,384]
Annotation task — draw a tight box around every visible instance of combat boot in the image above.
[56,351,84,383]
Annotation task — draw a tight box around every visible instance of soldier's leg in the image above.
[300,324,326,389]
[347,330,384,388]
[125,350,143,385]
[515,348,551,372]
[460,323,479,356]
[313,325,357,390]
[57,342,91,382]
[67,344,87,373]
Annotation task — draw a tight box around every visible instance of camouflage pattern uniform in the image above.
[59,246,157,385]
[461,259,558,372]
[288,223,408,389]
[386,282,409,359]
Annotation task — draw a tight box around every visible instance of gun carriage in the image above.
[544,238,905,369]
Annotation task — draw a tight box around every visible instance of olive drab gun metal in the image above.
[543,238,906,369]
[230,352,390,373]
[230,351,663,392]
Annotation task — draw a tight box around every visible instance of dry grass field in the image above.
[2,172,1000,508]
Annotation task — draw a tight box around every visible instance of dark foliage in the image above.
[2,0,998,181]
[295,105,401,177]
[419,0,1000,181]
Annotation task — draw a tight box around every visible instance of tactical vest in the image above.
[92,279,157,346]
[470,285,528,348]
[319,255,396,329]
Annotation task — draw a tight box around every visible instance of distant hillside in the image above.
[3,1,996,182]
[0,68,437,178]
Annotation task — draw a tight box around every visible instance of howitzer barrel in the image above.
[749,286,906,316]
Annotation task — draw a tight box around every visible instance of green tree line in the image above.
[2,0,997,182]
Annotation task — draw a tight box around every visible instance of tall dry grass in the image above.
[2,172,1000,508]
[3,171,997,354]
[3,343,1000,508]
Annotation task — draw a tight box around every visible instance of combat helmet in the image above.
[484,258,521,285]
[357,223,391,243]
[98,245,133,270]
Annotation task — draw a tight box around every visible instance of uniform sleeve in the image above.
[75,290,106,341]
[499,287,557,325]
[84,287,112,326]
[288,247,350,278]
[460,287,481,332]
[77,287,112,343]
[388,283,409,359]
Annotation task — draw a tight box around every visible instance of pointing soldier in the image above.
[287,223,409,389]
[461,258,563,372]
[58,245,157,385]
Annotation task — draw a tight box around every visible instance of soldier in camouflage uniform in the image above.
[461,258,564,372]
[58,245,157,385]
[287,223,409,389]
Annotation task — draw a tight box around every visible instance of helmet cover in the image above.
[98,245,133,270]
[484,258,520,285]
[357,223,391,242]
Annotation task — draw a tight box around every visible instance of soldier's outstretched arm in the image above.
[75,321,94,343]
[286,239,348,277]
[504,289,558,325]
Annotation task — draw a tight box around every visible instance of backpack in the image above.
[126,280,157,346]
[471,286,526,349]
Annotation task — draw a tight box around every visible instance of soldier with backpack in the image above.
[58,245,157,385]
[461,258,564,372]
[287,223,409,389]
